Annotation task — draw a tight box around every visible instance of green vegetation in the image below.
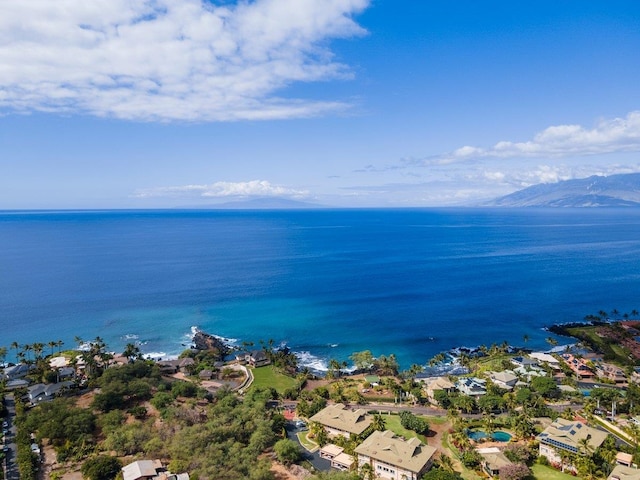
[80,455,122,480]
[381,414,426,441]
[531,464,582,480]
[249,365,299,395]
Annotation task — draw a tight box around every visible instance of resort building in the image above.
[355,430,436,480]
[309,403,372,438]
[319,444,355,471]
[608,465,640,480]
[537,418,608,467]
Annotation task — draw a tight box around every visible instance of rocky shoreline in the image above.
[192,330,233,360]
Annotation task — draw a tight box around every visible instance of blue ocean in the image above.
[2,208,640,371]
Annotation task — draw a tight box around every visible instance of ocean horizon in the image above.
[2,207,640,371]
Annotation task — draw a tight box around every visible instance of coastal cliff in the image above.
[192,331,232,360]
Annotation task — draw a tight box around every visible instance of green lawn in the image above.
[531,464,582,480]
[380,414,428,443]
[297,431,318,452]
[248,365,298,395]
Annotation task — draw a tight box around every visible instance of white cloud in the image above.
[482,163,640,188]
[133,180,309,198]
[446,111,640,161]
[0,0,369,121]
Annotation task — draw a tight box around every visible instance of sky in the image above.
[1,0,640,209]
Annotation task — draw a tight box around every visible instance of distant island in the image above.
[179,197,326,210]
[485,172,640,207]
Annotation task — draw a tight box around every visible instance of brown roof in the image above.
[355,430,436,474]
[309,403,372,435]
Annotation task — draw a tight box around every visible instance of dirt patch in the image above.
[426,419,451,455]
[270,461,311,480]
[74,390,96,409]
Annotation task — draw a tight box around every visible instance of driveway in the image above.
[285,422,331,472]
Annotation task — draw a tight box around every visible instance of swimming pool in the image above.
[467,430,512,442]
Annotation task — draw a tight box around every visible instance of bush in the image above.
[81,455,122,480]
[273,439,301,465]
[399,411,430,435]
[499,463,531,480]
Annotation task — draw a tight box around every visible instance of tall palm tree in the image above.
[437,454,455,473]
[56,339,64,354]
[32,342,45,361]
[23,343,33,363]
[371,413,386,432]
[122,343,142,362]
[0,346,7,366]
[10,341,20,359]
[47,340,57,357]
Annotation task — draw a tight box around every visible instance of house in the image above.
[537,418,608,468]
[595,362,627,384]
[510,356,539,369]
[617,452,634,467]
[608,464,640,480]
[27,381,74,404]
[309,403,372,438]
[122,459,189,480]
[486,371,518,390]
[561,354,595,379]
[1,363,34,380]
[198,369,214,380]
[355,430,436,480]
[156,358,195,374]
[529,352,562,370]
[420,376,456,405]
[456,377,486,396]
[319,444,354,471]
[5,378,31,390]
[246,350,270,367]
[478,447,512,478]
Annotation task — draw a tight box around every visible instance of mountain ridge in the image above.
[485,173,640,207]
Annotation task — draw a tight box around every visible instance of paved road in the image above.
[3,393,19,480]
[285,422,331,472]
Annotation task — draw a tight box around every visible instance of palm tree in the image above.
[371,413,386,432]
[360,462,374,480]
[545,336,558,349]
[0,346,7,366]
[437,454,455,473]
[32,342,44,361]
[47,340,57,357]
[23,343,33,363]
[122,343,141,362]
[56,340,64,354]
[328,358,342,378]
[632,309,639,317]
[10,341,20,360]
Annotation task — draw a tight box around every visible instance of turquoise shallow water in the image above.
[2,208,640,370]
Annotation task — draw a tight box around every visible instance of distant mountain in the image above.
[181,197,326,210]
[485,173,640,207]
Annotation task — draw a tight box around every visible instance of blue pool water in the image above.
[467,430,512,442]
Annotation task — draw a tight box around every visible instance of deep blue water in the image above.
[2,208,640,370]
